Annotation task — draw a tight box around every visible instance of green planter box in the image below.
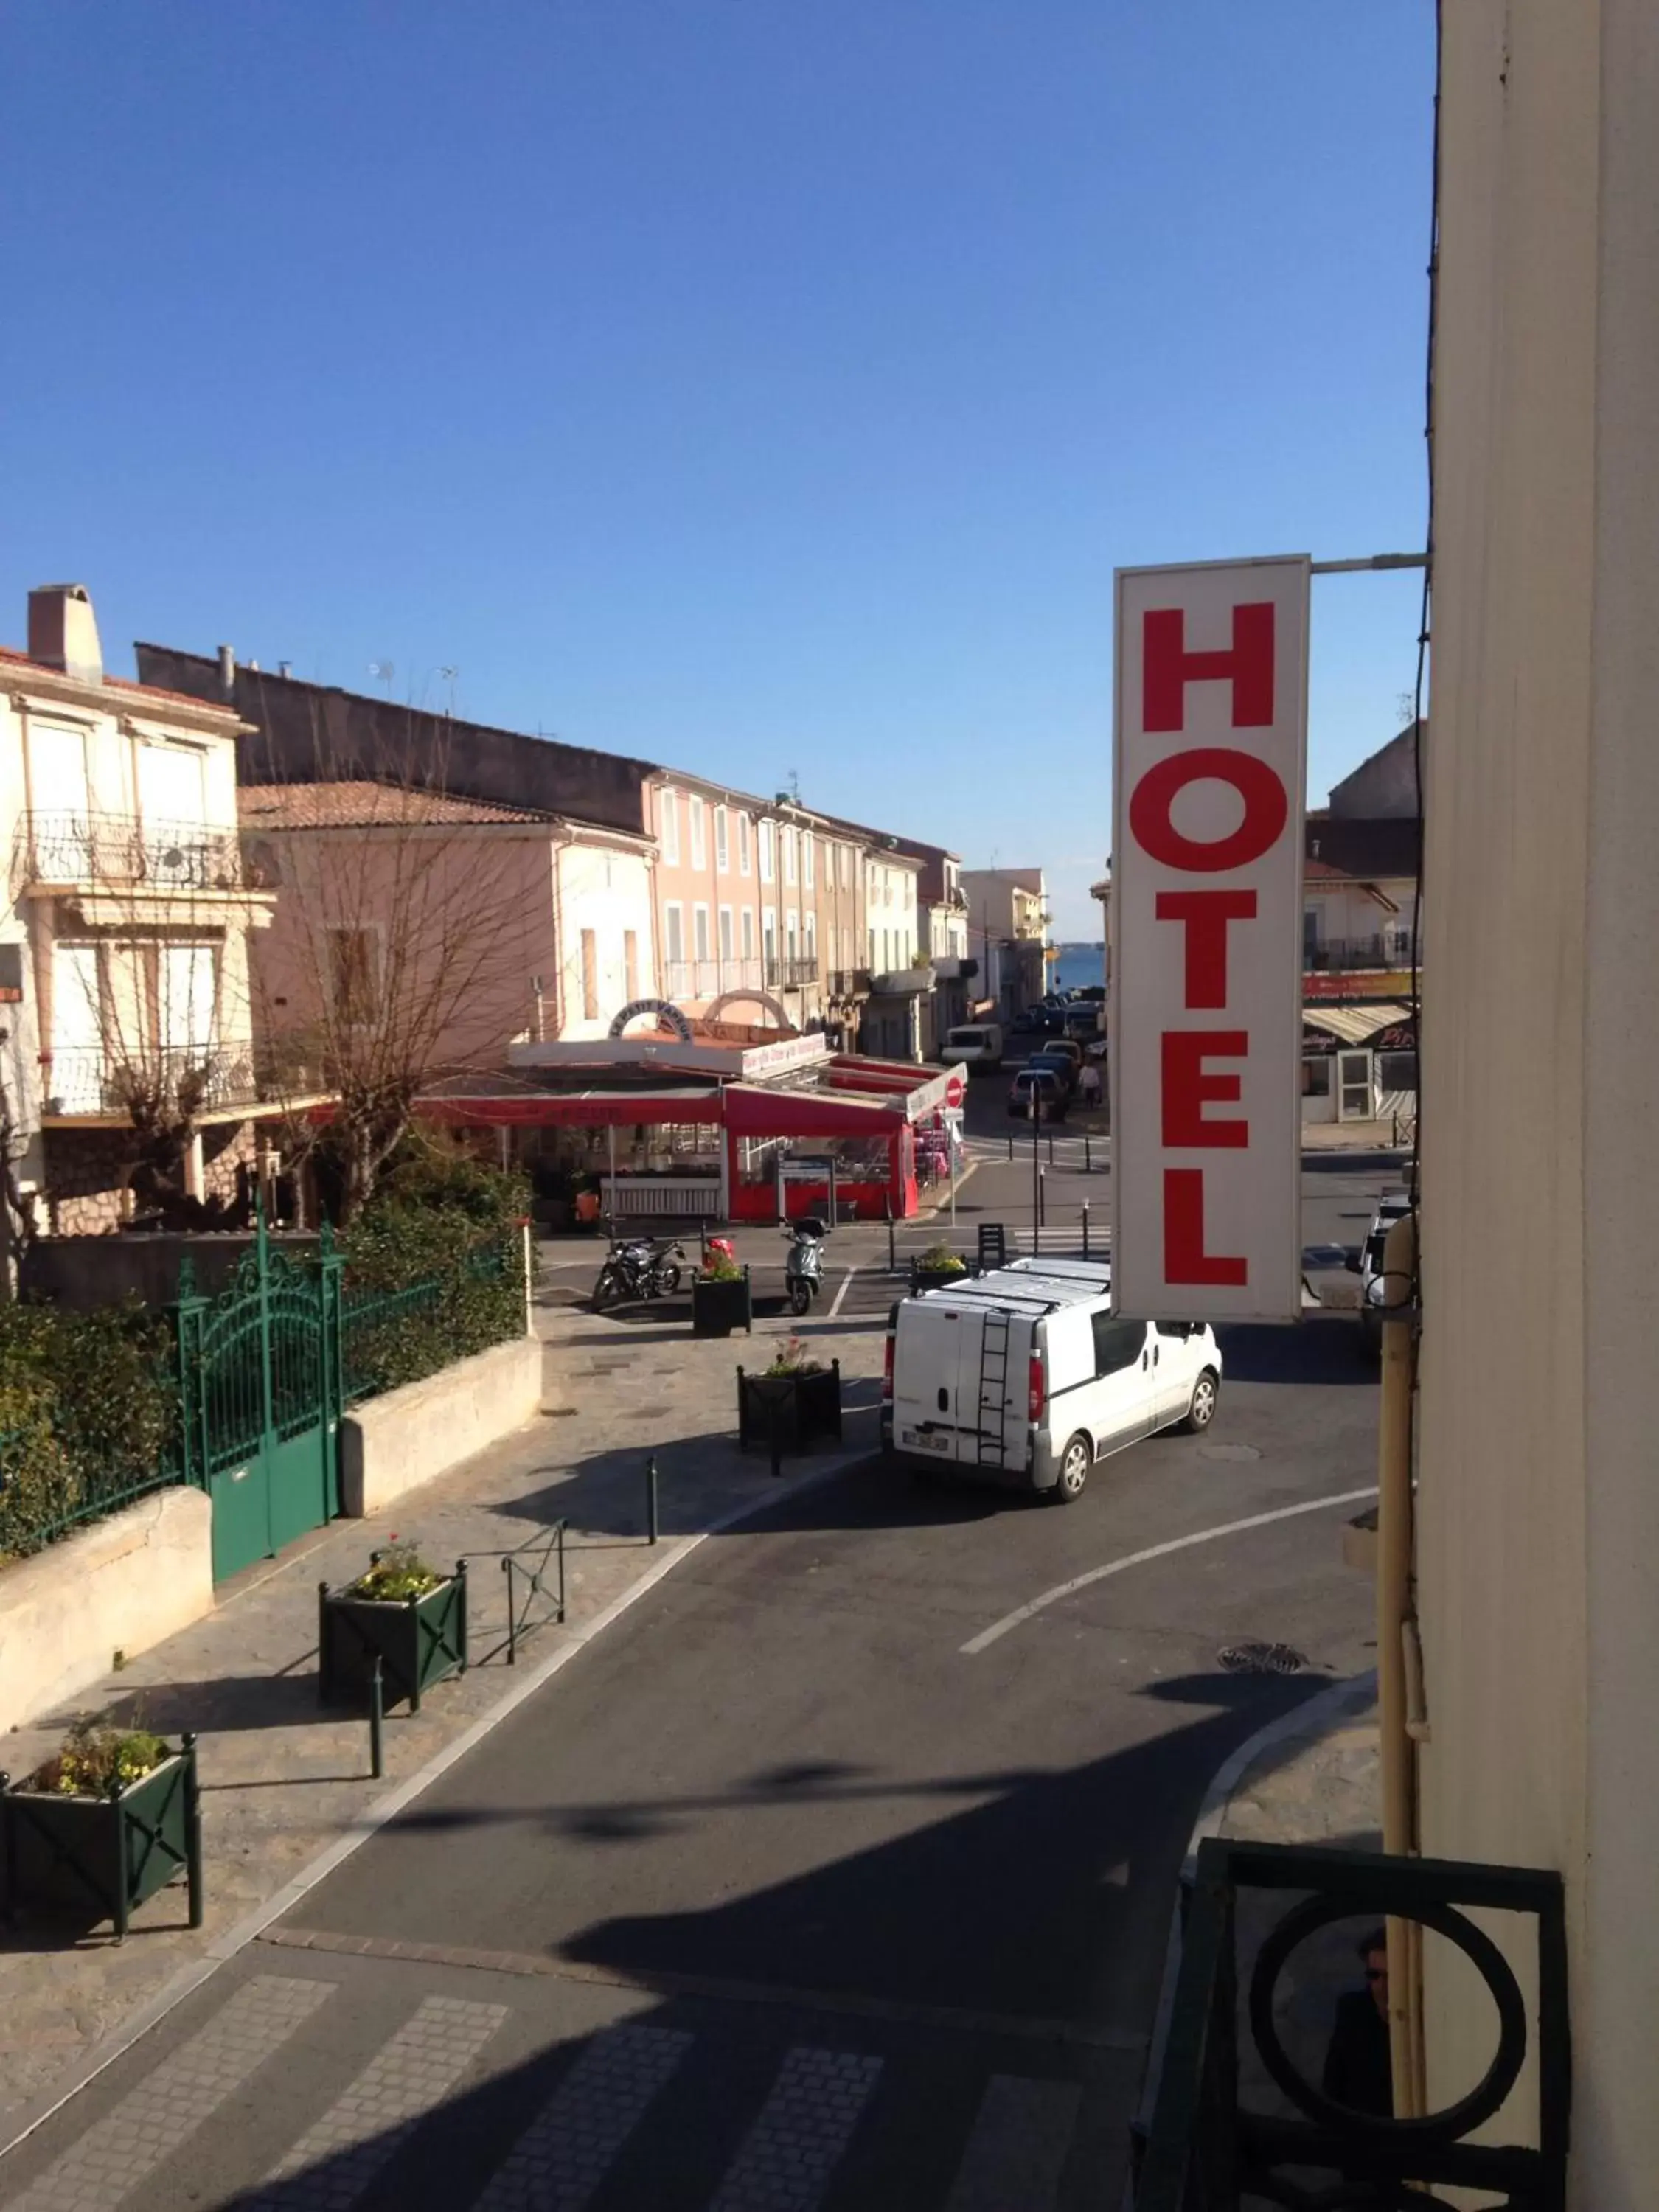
[692,1268,753,1338]
[0,1737,203,1940]
[319,1563,468,1714]
[737,1361,843,1454]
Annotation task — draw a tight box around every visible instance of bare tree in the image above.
[243,723,541,1221]
[0,1027,39,1297]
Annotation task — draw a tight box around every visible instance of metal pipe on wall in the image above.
[1377,1211,1422,2116]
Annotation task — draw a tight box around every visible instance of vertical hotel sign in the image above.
[1110,557,1310,1321]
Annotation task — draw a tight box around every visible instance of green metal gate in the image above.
[173,1220,344,1584]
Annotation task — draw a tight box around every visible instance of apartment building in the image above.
[648,773,871,1042]
[0,586,279,1238]
[960,866,1050,1020]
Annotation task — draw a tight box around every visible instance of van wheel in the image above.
[1049,1433,1092,1503]
[1179,1370,1220,1434]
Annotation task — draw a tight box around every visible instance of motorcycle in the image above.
[592,1234,686,1311]
[782,1214,828,1317]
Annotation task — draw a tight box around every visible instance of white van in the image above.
[880,1259,1221,1502]
[940,1022,1005,1075]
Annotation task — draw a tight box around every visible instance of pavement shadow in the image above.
[97,1669,323,1737]
[1214,1316,1374,1386]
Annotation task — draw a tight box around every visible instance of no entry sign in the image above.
[1110,556,1310,1321]
[944,1070,966,1110]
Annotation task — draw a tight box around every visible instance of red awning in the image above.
[721,1083,906,1138]
[418,1087,723,1129]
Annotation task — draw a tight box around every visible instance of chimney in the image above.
[278,660,293,679]
[217,644,236,698]
[27,584,102,684]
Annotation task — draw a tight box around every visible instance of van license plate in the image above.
[901,1428,951,1454]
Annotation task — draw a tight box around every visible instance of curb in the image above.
[0,1436,877,2163]
[1124,1669,1380,2202]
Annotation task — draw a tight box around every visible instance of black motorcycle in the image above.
[592,1234,685,1310]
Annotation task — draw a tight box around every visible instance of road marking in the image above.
[257,1926,1145,2051]
[473,2023,692,2211]
[960,1486,1379,1654]
[4,1975,333,2212]
[827,1265,856,1319]
[709,2045,881,2211]
[246,1994,507,2208]
[943,2074,1081,2212]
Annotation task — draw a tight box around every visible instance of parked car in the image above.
[1351,1191,1413,1356]
[1024,1049,1079,1097]
[880,1256,1222,1500]
[1008,1067,1069,1121]
[1009,1008,1065,1042]
[1061,1002,1103,1041]
[1029,1036,1082,1082]
[940,1021,1005,1075]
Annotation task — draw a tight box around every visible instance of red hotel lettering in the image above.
[1143,602,1276,731]
[1161,1031,1248,1147]
[1155,889,1258,1009]
[1164,1169,1248,1287]
[1129,747,1288,874]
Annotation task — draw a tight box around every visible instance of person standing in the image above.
[1321,1927,1394,2118]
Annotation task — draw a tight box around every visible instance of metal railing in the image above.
[1304,935,1419,973]
[766,954,819,989]
[0,1407,185,1559]
[13,811,257,896]
[340,1236,511,1402]
[1135,1836,1568,2210]
[40,1041,262,1117]
[661,956,768,1001]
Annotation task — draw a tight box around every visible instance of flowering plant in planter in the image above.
[346,1536,442,1603]
[30,1717,170,1798]
[918,1242,967,1275]
[763,1335,826,1378]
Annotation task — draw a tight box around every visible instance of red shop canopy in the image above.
[418,1085,723,1129]
[721,1082,908,1139]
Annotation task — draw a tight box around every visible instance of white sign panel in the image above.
[1110,556,1310,1321]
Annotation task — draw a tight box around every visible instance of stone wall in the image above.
[203,1118,259,1206]
[41,1127,137,1235]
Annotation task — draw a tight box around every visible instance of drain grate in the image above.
[1218,1641,1307,1676]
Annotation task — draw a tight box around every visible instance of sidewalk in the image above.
[0,1290,884,2143]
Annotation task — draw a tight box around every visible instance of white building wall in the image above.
[1420,4,1659,2199]
[554,840,657,1040]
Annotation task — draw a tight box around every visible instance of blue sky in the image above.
[1,1,1433,936]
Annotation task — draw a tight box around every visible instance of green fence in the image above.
[0,1222,522,1576]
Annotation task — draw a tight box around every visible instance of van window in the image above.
[1091,1316,1145,1377]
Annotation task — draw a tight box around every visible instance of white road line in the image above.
[827,1265,857,1320]
[709,2045,882,2211]
[959,1486,1379,1655]
[473,2023,692,2211]
[943,2074,1081,2212]
[4,1976,333,2212]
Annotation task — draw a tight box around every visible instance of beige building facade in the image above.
[1416,3,1659,2199]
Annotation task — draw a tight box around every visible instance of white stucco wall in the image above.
[554,838,657,1039]
[1421,4,1659,2199]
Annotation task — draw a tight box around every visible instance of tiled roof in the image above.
[238,781,556,829]
[1303,856,1354,881]
[0,644,239,715]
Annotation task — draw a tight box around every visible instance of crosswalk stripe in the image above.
[942,2073,1082,2212]
[245,1994,507,2208]
[470,2022,692,2211]
[708,2045,882,2211]
[4,1975,333,2212]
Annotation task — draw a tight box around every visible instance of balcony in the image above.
[868,966,931,996]
[765,955,819,990]
[41,1041,264,1121]
[662,957,768,1001]
[13,812,260,900]
[1135,1836,1566,2209]
[1304,934,1418,973]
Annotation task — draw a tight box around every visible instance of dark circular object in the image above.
[1248,1896,1528,2146]
[1217,1641,1307,1675]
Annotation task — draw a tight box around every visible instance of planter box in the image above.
[0,1736,203,1939]
[737,1362,843,1454]
[692,1269,753,1338]
[319,1564,468,1714]
[910,1257,973,1295]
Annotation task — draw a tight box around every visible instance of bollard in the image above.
[184,1732,204,1929]
[1006,1130,1014,1161]
[1039,1164,1047,1227]
[647,1453,659,1545]
[369,1657,385,1780]
[1048,1130,1054,1167]
[1085,1132,1092,1174]
[886,1194,896,1273]
[1082,1200,1091,1261]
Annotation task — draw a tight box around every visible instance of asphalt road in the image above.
[0,1304,1380,2210]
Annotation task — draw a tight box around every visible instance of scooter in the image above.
[782,1214,828,1317]
[592,1233,685,1311]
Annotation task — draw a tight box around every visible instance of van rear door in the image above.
[892,1298,978,1461]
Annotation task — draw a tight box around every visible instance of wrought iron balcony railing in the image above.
[41,1042,263,1118]
[1135,1837,1568,2211]
[1304,935,1419,974]
[13,811,258,897]
[765,955,819,989]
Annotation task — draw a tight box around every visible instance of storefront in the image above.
[1301,1002,1415,1125]
[422,1033,950,1222]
